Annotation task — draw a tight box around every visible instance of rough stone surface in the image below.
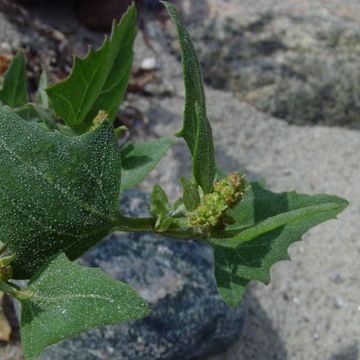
[0,2,22,52]
[42,190,244,360]
[165,0,360,129]
[77,0,133,31]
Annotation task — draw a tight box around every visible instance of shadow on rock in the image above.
[216,288,288,360]
[330,344,359,360]
[163,2,360,130]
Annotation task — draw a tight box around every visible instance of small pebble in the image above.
[282,292,290,301]
[293,297,301,305]
[141,57,157,71]
[330,271,344,284]
[334,298,345,309]
[0,42,11,52]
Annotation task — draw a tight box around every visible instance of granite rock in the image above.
[77,0,133,31]
[0,1,22,53]
[166,0,360,129]
[42,190,244,360]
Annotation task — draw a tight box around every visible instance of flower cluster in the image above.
[188,173,247,231]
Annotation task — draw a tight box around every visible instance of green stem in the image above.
[0,281,31,301]
[113,215,205,241]
[113,216,155,232]
[112,214,246,242]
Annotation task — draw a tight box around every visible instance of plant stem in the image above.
[0,281,31,301]
[113,216,155,232]
[112,215,247,242]
[113,215,204,241]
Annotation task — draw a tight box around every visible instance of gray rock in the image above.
[77,0,133,31]
[0,0,70,69]
[42,190,244,360]
[0,1,22,52]
[166,0,360,129]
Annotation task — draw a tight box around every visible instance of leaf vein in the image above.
[0,138,114,223]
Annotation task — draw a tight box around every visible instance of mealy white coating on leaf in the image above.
[21,253,149,360]
[0,106,122,278]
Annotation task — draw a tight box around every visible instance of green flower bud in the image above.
[187,173,247,231]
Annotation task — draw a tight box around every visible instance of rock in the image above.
[165,0,360,129]
[140,57,157,71]
[142,0,163,11]
[77,0,134,31]
[0,1,22,53]
[0,0,71,83]
[42,190,244,360]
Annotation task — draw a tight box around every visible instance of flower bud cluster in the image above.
[188,173,247,231]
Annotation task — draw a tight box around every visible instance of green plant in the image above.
[0,3,348,359]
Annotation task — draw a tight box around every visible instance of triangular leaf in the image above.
[210,182,348,306]
[0,51,28,108]
[46,4,137,129]
[0,106,122,279]
[85,8,136,125]
[120,137,174,191]
[163,2,215,193]
[21,253,149,360]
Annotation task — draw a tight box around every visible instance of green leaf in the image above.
[180,176,200,211]
[210,182,348,307]
[0,106,122,279]
[150,184,174,231]
[21,253,149,360]
[0,51,28,108]
[36,70,49,108]
[163,2,215,193]
[156,216,174,232]
[16,103,58,131]
[150,183,170,219]
[46,4,137,129]
[120,137,174,191]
